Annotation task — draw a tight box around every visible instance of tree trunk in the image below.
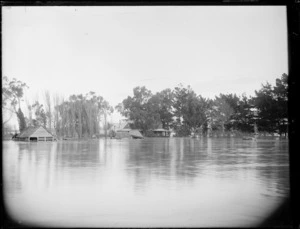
[78,109,82,138]
[104,111,107,138]
[221,122,225,136]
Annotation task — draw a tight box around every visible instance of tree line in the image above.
[2,76,113,139]
[2,73,288,138]
[116,73,288,137]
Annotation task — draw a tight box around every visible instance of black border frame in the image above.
[1,1,299,228]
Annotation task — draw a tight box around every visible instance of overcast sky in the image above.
[2,6,288,126]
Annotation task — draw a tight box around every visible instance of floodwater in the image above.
[3,138,289,227]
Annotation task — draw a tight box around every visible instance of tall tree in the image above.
[101,99,114,138]
[234,94,255,132]
[172,84,189,126]
[151,88,174,129]
[53,92,113,139]
[254,73,288,136]
[119,86,157,133]
[211,94,235,133]
[183,93,208,136]
[44,90,53,130]
[25,98,33,127]
[2,76,28,132]
[273,73,288,136]
[172,85,208,136]
[32,101,47,127]
[216,93,240,132]
[53,93,62,137]
[16,108,27,132]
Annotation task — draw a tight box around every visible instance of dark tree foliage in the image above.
[32,101,47,127]
[182,93,208,135]
[54,92,113,138]
[151,89,174,129]
[254,74,288,136]
[117,74,288,137]
[16,108,27,132]
[210,94,236,133]
[2,76,28,132]
[119,86,161,133]
[234,95,255,132]
[2,76,28,110]
[4,73,288,138]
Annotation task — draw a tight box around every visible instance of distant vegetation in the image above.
[51,92,113,139]
[116,73,288,137]
[2,74,288,138]
[2,76,113,139]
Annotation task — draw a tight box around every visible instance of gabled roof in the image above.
[18,126,40,138]
[43,126,54,136]
[119,122,131,130]
[18,126,54,138]
[129,130,143,138]
[115,120,132,131]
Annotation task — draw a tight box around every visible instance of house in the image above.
[116,121,132,133]
[114,120,143,139]
[149,123,171,137]
[151,128,171,137]
[128,129,143,139]
[14,126,56,142]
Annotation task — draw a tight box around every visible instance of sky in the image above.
[2,6,288,128]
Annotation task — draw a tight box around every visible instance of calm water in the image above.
[3,138,289,227]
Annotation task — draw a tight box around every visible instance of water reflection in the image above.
[3,138,289,227]
[126,138,211,192]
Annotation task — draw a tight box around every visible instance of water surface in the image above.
[3,138,289,227]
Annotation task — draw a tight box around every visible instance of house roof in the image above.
[18,126,40,138]
[42,126,55,136]
[117,129,130,132]
[119,122,131,130]
[152,128,171,132]
[129,130,143,138]
[18,126,54,138]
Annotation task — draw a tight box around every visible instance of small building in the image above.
[14,126,56,142]
[151,128,171,137]
[116,121,132,133]
[115,121,143,139]
[129,130,143,139]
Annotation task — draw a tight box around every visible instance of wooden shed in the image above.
[115,121,143,139]
[152,128,171,137]
[115,130,143,139]
[129,130,144,139]
[14,126,56,142]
